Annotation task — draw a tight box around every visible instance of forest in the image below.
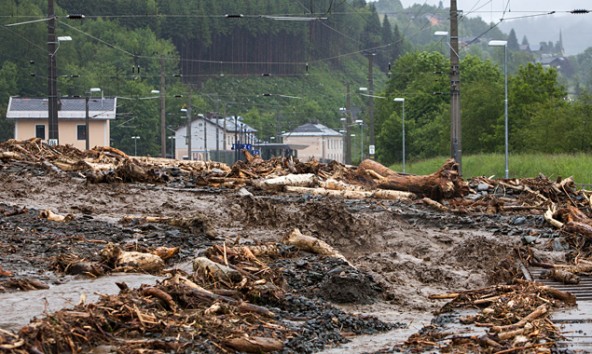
[1,0,592,164]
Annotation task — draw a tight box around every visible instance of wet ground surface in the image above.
[0,160,575,353]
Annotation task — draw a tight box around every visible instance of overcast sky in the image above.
[397,1,587,20]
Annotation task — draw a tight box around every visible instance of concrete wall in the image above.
[14,119,110,149]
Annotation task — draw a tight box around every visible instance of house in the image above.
[6,96,117,149]
[282,123,343,163]
[173,115,257,163]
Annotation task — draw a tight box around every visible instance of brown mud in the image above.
[0,155,569,353]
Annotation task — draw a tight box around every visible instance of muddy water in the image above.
[320,309,433,353]
[0,273,161,331]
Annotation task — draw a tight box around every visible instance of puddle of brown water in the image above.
[0,273,161,331]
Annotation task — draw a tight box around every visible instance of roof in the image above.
[6,97,117,120]
[174,115,257,134]
[283,123,342,137]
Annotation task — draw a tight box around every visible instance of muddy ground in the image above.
[0,159,566,353]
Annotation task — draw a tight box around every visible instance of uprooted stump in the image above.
[358,158,468,200]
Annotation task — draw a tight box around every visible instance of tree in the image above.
[507,29,520,51]
[509,63,568,152]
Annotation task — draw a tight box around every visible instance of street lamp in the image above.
[85,87,101,150]
[131,136,140,156]
[394,98,406,173]
[181,107,192,160]
[168,135,176,159]
[47,34,73,146]
[488,40,509,179]
[355,119,364,161]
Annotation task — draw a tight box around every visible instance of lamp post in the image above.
[394,98,405,173]
[85,87,101,150]
[355,119,364,161]
[181,107,192,160]
[488,40,509,179]
[168,135,176,159]
[131,136,140,156]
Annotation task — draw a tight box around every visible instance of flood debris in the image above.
[4,139,592,352]
[0,229,399,353]
[389,281,575,353]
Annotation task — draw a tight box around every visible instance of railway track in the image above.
[529,268,592,352]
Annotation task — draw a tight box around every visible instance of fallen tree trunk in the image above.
[359,158,467,200]
[285,186,414,201]
[252,173,317,191]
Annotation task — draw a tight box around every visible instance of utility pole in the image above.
[365,51,376,160]
[159,56,166,158]
[450,0,462,174]
[47,0,58,145]
[186,88,192,160]
[344,83,352,165]
[215,97,220,162]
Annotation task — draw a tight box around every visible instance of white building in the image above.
[173,115,256,162]
[283,123,343,163]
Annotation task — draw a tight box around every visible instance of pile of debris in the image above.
[3,139,592,353]
[0,229,399,353]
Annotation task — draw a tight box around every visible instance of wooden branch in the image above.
[224,336,284,353]
[283,228,350,265]
[193,257,243,283]
[544,206,564,229]
[422,198,449,212]
[491,304,547,332]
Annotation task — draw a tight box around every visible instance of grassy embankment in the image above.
[389,153,592,186]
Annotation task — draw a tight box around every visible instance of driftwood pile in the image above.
[0,230,393,353]
[0,138,229,183]
[398,281,575,353]
[0,138,468,201]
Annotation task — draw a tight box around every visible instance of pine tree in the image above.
[508,29,520,51]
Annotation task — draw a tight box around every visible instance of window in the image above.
[35,125,45,139]
[77,125,86,140]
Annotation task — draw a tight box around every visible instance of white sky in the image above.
[397,1,587,20]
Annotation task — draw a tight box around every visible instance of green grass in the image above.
[389,153,592,185]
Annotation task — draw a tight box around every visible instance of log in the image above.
[99,243,164,273]
[359,158,466,200]
[192,257,243,283]
[422,197,449,212]
[283,228,350,265]
[224,336,284,353]
[253,173,317,190]
[285,186,414,201]
[358,159,397,177]
[319,178,367,191]
[539,269,580,284]
[538,285,577,306]
[39,209,73,222]
[564,221,592,240]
